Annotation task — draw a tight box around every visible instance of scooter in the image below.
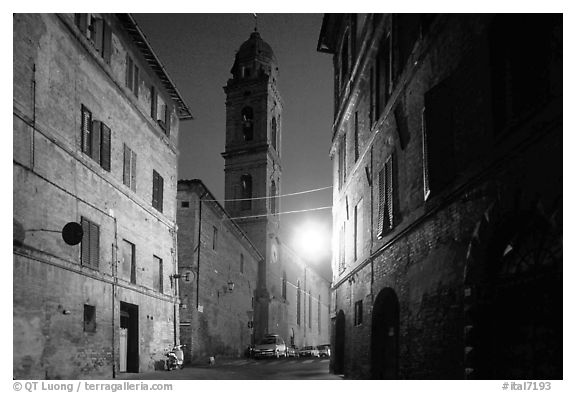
[166,344,185,370]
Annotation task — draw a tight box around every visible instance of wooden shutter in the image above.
[81,217,90,265]
[133,66,139,98]
[150,86,157,119]
[125,55,133,90]
[75,14,88,35]
[102,21,112,64]
[164,106,170,136]
[152,170,159,208]
[91,121,101,164]
[92,18,104,54]
[158,174,164,212]
[123,144,131,187]
[89,221,99,269]
[130,151,137,192]
[81,106,92,155]
[100,123,111,171]
[377,167,385,237]
[385,155,394,230]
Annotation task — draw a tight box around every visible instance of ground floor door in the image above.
[120,302,139,373]
[371,288,399,379]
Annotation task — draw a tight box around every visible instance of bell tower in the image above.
[222,29,283,340]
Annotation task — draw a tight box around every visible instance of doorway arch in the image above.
[334,310,346,375]
[371,288,399,379]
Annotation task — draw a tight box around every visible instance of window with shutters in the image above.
[80,217,100,270]
[74,14,112,64]
[423,78,455,196]
[157,102,171,136]
[150,85,157,119]
[152,170,164,212]
[125,55,139,98]
[153,255,163,293]
[377,155,394,238]
[123,144,137,192]
[338,136,346,190]
[340,30,350,90]
[80,105,111,171]
[121,239,136,284]
[354,199,364,261]
[270,180,277,215]
[240,254,244,274]
[377,31,392,119]
[281,271,287,300]
[84,304,96,333]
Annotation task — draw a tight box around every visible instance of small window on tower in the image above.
[241,107,254,141]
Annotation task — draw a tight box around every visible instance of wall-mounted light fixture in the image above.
[57,304,71,315]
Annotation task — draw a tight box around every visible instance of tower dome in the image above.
[230,30,278,79]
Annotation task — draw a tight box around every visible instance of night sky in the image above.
[134,14,334,279]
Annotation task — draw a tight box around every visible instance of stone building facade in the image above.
[176,179,262,362]
[221,30,331,348]
[13,14,192,379]
[318,14,562,379]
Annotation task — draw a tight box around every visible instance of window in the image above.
[354,199,364,261]
[121,239,136,284]
[157,103,171,136]
[281,271,287,300]
[340,30,350,90]
[84,304,96,332]
[181,201,190,208]
[152,170,164,212]
[123,144,137,192]
[423,79,455,195]
[369,66,376,128]
[338,136,346,189]
[241,107,254,141]
[270,180,277,215]
[377,32,392,118]
[212,226,218,250]
[150,86,157,119]
[125,54,139,98]
[421,108,430,200]
[318,295,322,334]
[80,217,99,270]
[271,117,277,150]
[240,254,244,274]
[339,223,346,273]
[377,155,394,238]
[354,300,363,326]
[74,14,112,64]
[354,111,359,162]
[153,255,163,293]
[80,106,111,171]
[240,174,252,211]
[309,291,312,329]
[296,281,301,325]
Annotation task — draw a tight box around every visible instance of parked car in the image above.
[317,344,331,357]
[253,334,287,359]
[286,346,299,358]
[299,346,320,357]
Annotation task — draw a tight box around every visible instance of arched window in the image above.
[271,117,277,150]
[240,174,252,210]
[241,107,254,141]
[270,180,277,215]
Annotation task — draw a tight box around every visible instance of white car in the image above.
[253,334,287,359]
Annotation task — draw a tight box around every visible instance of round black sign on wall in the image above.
[62,222,83,245]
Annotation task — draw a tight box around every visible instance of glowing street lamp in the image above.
[294,221,328,261]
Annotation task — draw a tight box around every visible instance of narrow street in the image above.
[120,357,341,380]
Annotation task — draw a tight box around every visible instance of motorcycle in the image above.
[166,344,185,370]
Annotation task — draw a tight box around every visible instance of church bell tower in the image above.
[222,28,283,340]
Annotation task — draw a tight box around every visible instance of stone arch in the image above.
[370,287,400,379]
[463,191,562,379]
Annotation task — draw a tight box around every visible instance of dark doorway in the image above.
[120,302,139,373]
[371,288,399,379]
[334,310,346,375]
